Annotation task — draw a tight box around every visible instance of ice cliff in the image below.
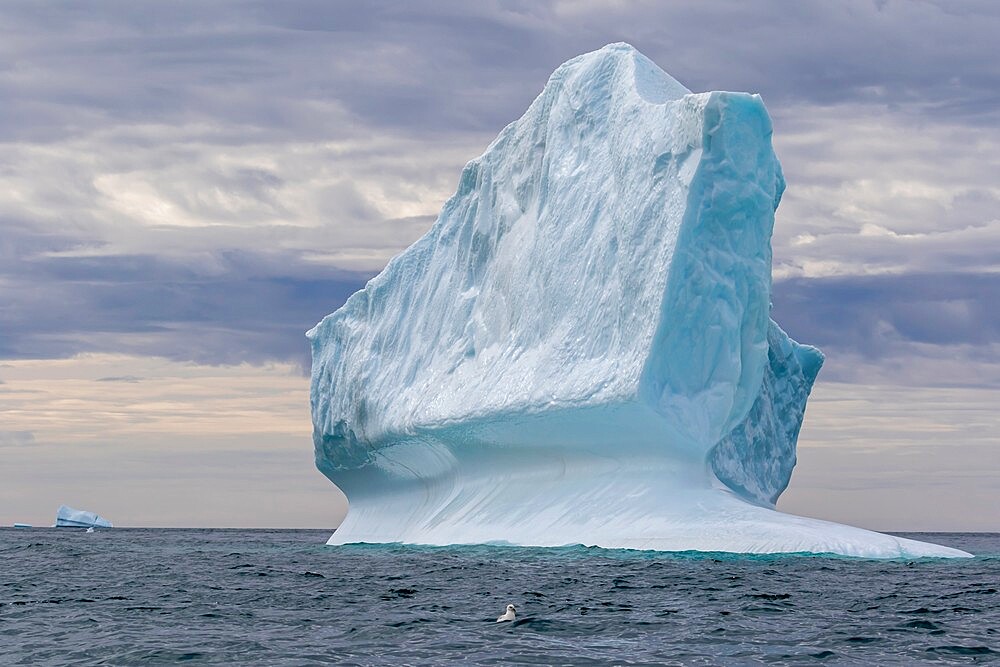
[308,44,968,558]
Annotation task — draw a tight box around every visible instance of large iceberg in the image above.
[55,505,113,529]
[308,44,968,558]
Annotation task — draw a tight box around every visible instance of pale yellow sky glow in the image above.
[2,354,996,530]
[0,355,346,528]
[782,382,1000,531]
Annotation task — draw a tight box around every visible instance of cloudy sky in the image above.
[1,1,997,530]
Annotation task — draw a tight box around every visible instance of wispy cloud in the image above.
[0,354,346,527]
[770,103,1000,279]
[0,430,35,448]
[779,381,1000,531]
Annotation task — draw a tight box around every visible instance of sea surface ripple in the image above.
[1,529,998,665]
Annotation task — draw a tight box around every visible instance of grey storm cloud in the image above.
[772,271,1000,389]
[1,1,998,375]
[3,1,999,138]
[773,272,1000,350]
[0,218,371,367]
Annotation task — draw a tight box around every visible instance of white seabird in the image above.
[496,604,516,622]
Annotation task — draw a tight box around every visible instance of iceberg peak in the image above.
[541,42,691,106]
[307,46,969,559]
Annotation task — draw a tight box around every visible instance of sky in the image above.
[1,0,997,530]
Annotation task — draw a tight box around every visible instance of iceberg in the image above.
[55,505,113,529]
[308,44,968,558]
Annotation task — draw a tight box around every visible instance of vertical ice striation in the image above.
[307,44,969,558]
[710,321,825,506]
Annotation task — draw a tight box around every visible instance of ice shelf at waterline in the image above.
[308,44,968,558]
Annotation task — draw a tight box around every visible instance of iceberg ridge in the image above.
[308,44,969,558]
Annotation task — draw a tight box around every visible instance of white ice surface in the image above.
[308,44,969,558]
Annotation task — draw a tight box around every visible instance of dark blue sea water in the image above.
[1,529,997,665]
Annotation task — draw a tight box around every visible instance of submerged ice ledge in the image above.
[324,404,967,559]
[308,44,970,559]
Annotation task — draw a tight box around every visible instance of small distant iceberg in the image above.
[55,505,113,529]
[13,523,32,529]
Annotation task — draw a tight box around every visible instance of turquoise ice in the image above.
[308,44,967,558]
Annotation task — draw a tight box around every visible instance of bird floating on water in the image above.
[496,604,516,622]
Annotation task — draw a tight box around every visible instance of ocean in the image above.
[2,529,997,665]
